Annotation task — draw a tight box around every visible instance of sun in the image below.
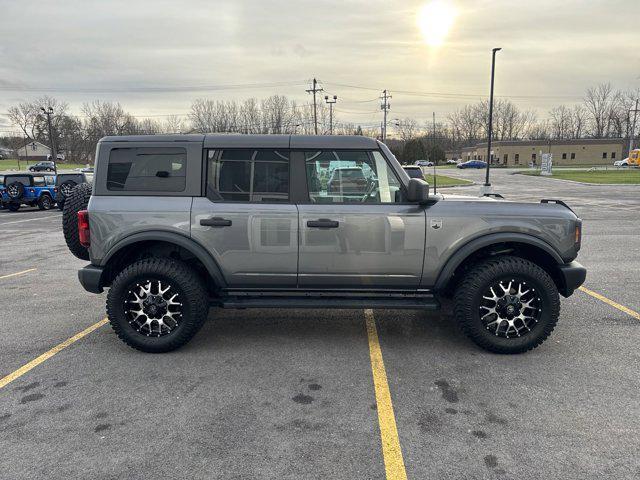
[417,1,457,47]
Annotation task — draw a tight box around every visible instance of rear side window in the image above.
[206,149,289,203]
[33,176,46,187]
[5,176,32,186]
[107,147,186,192]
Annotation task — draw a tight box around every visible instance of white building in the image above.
[18,141,51,161]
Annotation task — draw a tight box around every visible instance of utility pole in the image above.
[40,106,58,171]
[324,95,337,134]
[380,90,391,141]
[484,47,501,190]
[306,78,323,135]
[432,111,437,194]
[629,99,639,153]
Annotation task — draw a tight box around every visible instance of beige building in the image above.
[446,138,626,166]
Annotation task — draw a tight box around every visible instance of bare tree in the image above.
[584,83,619,137]
[394,118,419,142]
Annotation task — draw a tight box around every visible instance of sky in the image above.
[0,0,638,133]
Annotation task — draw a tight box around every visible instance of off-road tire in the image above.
[106,258,209,353]
[7,203,20,212]
[57,200,65,211]
[62,182,92,260]
[6,181,24,200]
[453,255,560,354]
[38,194,53,210]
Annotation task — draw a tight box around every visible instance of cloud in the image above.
[0,0,638,125]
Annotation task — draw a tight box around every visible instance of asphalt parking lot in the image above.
[1,170,639,479]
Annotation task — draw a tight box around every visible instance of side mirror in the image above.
[407,178,430,204]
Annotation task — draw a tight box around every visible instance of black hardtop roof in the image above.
[99,134,380,150]
[5,172,55,177]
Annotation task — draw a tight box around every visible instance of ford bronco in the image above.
[63,134,586,354]
[2,173,56,211]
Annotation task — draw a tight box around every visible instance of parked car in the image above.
[415,160,434,167]
[403,165,425,180]
[28,161,56,172]
[1,173,57,211]
[613,159,629,167]
[46,153,66,161]
[326,167,369,194]
[80,167,95,173]
[446,159,458,165]
[55,173,91,211]
[457,160,487,169]
[62,134,585,355]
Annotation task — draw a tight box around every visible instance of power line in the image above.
[324,81,584,100]
[0,80,308,94]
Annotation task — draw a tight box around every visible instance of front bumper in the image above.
[558,261,586,297]
[78,264,104,294]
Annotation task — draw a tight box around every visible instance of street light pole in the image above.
[484,47,501,188]
[41,106,58,172]
[324,95,337,135]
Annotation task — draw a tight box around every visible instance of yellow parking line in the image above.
[0,268,37,280]
[0,318,108,390]
[579,286,640,321]
[365,309,408,480]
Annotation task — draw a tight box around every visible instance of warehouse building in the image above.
[446,138,626,166]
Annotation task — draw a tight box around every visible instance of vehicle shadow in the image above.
[187,305,470,353]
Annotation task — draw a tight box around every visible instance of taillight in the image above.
[54,188,58,193]
[30,188,35,193]
[78,210,90,248]
[574,220,582,251]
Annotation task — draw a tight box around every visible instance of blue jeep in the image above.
[1,173,57,211]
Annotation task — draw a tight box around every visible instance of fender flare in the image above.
[101,230,227,288]
[433,232,564,291]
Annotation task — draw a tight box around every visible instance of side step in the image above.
[215,295,440,310]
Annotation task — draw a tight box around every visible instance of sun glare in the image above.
[418,1,457,47]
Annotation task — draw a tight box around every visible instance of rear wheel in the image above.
[106,258,209,353]
[62,183,92,260]
[38,194,53,210]
[453,255,560,354]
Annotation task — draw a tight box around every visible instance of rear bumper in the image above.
[558,261,586,297]
[78,264,104,294]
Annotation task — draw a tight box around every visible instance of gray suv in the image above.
[64,134,586,354]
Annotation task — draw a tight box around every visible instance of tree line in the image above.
[1,82,637,164]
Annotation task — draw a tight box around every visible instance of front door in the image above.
[297,149,426,288]
[191,148,298,288]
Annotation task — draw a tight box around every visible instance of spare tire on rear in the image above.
[63,183,92,260]
[7,182,24,200]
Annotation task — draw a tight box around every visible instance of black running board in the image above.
[214,296,440,310]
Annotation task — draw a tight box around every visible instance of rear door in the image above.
[191,147,298,288]
[296,149,426,288]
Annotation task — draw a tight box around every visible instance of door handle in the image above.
[200,217,232,227]
[307,218,339,228]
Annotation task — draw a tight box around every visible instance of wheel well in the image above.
[442,242,562,296]
[101,240,217,295]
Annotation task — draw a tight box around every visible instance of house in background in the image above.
[447,138,626,166]
[17,141,51,161]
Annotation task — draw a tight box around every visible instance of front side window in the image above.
[305,150,402,204]
[33,176,46,186]
[107,147,186,192]
[207,149,289,202]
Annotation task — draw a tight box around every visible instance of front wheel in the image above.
[453,256,560,354]
[7,203,20,212]
[106,258,209,353]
